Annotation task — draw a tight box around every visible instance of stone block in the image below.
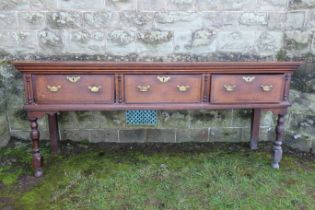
[120,11,154,29]
[119,129,146,143]
[176,128,208,142]
[106,0,137,11]
[209,127,242,142]
[18,12,46,30]
[165,0,194,10]
[285,12,305,30]
[10,129,50,141]
[239,13,268,26]
[47,12,82,29]
[256,31,283,56]
[196,0,256,11]
[217,30,256,53]
[65,30,106,54]
[0,0,29,10]
[231,109,252,127]
[284,31,311,54]
[0,31,18,54]
[174,30,192,53]
[107,29,137,55]
[284,137,313,152]
[146,129,175,142]
[58,0,105,10]
[0,12,17,30]
[61,129,90,142]
[202,12,241,29]
[138,0,166,11]
[38,29,64,54]
[16,31,38,54]
[59,111,124,130]
[306,10,315,30]
[268,13,286,30]
[158,111,190,128]
[190,110,232,128]
[289,90,315,115]
[289,0,315,9]
[90,129,118,143]
[30,0,57,10]
[84,12,118,29]
[136,30,174,54]
[257,0,288,11]
[154,12,202,31]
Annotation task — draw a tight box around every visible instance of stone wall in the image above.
[0,0,314,153]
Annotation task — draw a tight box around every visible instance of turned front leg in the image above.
[272,114,285,169]
[30,118,43,177]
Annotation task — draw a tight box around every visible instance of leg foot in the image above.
[250,141,258,150]
[272,114,285,169]
[34,168,43,177]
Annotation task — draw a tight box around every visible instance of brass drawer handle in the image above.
[177,85,190,92]
[47,85,61,92]
[66,76,80,83]
[261,85,273,92]
[242,76,255,83]
[137,85,151,92]
[224,84,236,92]
[157,76,171,83]
[88,85,101,93]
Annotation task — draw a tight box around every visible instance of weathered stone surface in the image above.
[47,12,82,29]
[306,10,315,30]
[90,129,118,143]
[10,129,50,141]
[146,129,175,142]
[119,129,146,143]
[231,109,251,127]
[258,0,288,10]
[154,12,202,31]
[59,0,105,10]
[138,0,165,10]
[285,12,305,30]
[176,128,208,142]
[190,110,232,128]
[209,127,242,142]
[30,0,57,10]
[289,0,315,9]
[312,141,315,154]
[256,31,283,56]
[0,31,18,54]
[107,29,136,54]
[84,12,115,29]
[18,12,46,29]
[0,12,17,30]
[217,30,256,53]
[291,63,315,93]
[239,13,268,26]
[158,111,190,128]
[15,31,38,54]
[165,0,194,10]
[136,30,174,53]
[203,12,241,29]
[284,31,311,55]
[66,30,106,54]
[120,11,154,29]
[284,137,313,152]
[38,29,64,54]
[61,129,90,142]
[268,13,286,30]
[196,0,256,11]
[0,0,29,10]
[0,111,9,148]
[106,0,137,11]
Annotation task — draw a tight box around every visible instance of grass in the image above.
[1,141,315,210]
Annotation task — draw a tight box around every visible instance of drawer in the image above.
[33,75,115,104]
[210,74,285,103]
[124,75,202,103]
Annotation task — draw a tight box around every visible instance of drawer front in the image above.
[125,75,202,103]
[34,75,115,104]
[211,74,285,103]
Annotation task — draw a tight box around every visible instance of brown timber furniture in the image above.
[12,61,301,177]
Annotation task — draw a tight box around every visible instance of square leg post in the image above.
[48,113,60,154]
[250,108,261,150]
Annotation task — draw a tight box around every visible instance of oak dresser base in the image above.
[13,61,301,177]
